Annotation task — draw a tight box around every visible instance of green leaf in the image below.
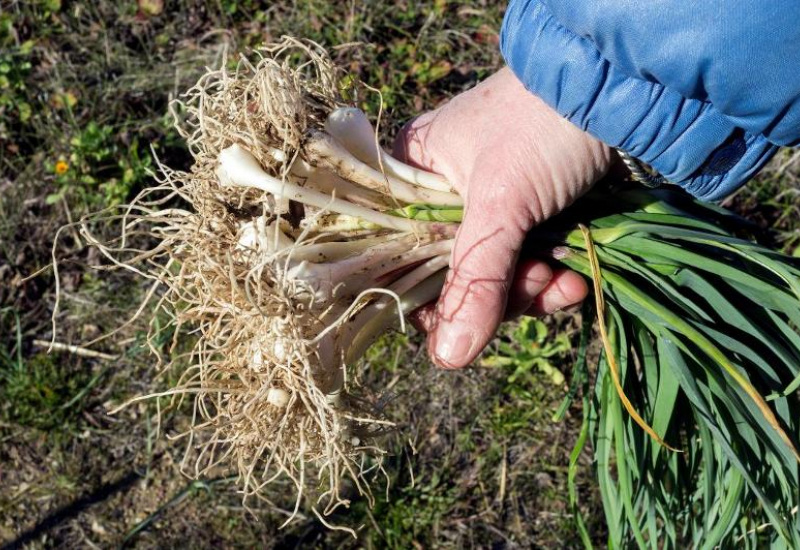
[534,359,565,386]
[657,335,795,545]
[18,101,31,122]
[19,40,35,55]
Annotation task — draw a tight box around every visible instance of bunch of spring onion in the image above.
[84,39,800,543]
[539,192,800,548]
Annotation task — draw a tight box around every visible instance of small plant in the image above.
[0,309,92,431]
[47,121,155,208]
[482,318,570,387]
[0,40,34,134]
[481,319,571,438]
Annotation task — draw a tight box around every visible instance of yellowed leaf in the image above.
[138,0,163,16]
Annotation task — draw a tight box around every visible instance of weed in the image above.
[44,121,154,208]
[0,40,34,129]
[481,318,572,437]
[485,317,571,386]
[0,348,95,431]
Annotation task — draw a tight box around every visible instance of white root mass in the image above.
[70,38,461,526]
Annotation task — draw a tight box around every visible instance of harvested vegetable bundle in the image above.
[540,194,800,547]
[79,38,800,544]
[87,39,461,525]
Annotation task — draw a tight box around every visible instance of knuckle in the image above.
[437,263,509,323]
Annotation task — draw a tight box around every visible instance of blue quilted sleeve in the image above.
[500,0,800,201]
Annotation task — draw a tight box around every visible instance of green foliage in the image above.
[551,187,800,547]
[484,318,570,387]
[46,121,155,208]
[0,39,34,131]
[365,468,458,548]
[0,310,93,431]
[0,3,188,215]
[361,330,412,377]
[0,3,63,134]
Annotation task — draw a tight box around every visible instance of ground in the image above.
[1,1,798,549]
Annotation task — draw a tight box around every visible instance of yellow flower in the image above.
[55,160,69,175]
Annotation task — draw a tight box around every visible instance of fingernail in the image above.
[432,326,475,369]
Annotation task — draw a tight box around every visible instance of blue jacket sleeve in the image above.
[500,0,800,201]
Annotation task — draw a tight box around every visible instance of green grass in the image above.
[1,349,91,431]
[0,309,89,431]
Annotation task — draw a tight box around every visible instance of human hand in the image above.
[393,68,613,369]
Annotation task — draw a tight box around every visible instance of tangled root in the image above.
[70,38,397,526]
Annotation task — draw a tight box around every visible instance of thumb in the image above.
[427,176,532,369]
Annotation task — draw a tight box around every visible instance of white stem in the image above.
[269,147,388,209]
[283,235,397,263]
[283,154,391,210]
[326,239,450,302]
[387,253,450,296]
[290,237,451,304]
[287,235,419,297]
[219,144,421,232]
[365,239,452,285]
[299,214,381,233]
[305,131,463,207]
[344,268,447,365]
[314,267,447,395]
[325,107,455,193]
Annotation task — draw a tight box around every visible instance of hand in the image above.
[393,68,613,369]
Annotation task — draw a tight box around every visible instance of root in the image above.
[51,37,454,525]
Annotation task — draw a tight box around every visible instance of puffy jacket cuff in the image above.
[500,0,778,201]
